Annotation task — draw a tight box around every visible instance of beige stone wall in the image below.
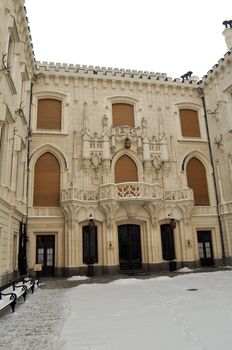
[1,1,231,281]
[0,0,34,285]
[201,38,232,260]
[26,63,223,274]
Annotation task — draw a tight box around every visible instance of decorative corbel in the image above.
[152,157,164,172]
[0,53,11,74]
[214,134,223,146]
[90,152,103,172]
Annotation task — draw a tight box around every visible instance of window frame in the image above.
[32,92,69,135]
[105,96,140,128]
[112,103,135,127]
[175,103,207,142]
[179,108,201,138]
[186,157,210,206]
[37,98,62,131]
[33,152,61,207]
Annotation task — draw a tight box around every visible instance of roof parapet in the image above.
[35,61,200,86]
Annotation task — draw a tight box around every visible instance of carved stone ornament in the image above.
[90,152,103,171]
[152,156,164,172]
[124,137,131,149]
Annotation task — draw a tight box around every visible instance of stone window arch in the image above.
[33,152,60,207]
[186,157,210,206]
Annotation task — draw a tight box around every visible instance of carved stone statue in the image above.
[223,20,232,28]
[181,71,193,82]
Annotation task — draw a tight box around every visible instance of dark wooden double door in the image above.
[197,231,214,266]
[118,225,142,270]
[160,224,176,271]
[36,235,55,276]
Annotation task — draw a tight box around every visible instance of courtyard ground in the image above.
[0,269,232,350]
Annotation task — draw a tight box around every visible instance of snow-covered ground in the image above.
[61,271,232,350]
[1,271,232,350]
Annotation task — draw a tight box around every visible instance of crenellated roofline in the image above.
[35,61,200,87]
[198,49,231,86]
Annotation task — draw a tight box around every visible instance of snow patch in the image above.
[178,267,193,273]
[110,278,143,285]
[61,271,232,350]
[66,275,89,281]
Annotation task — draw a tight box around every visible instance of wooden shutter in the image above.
[115,155,138,183]
[186,157,209,206]
[179,109,200,137]
[112,103,134,126]
[34,152,60,207]
[37,99,61,130]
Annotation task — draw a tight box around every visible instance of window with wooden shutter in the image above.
[112,103,134,126]
[33,152,60,207]
[37,99,61,130]
[186,157,209,206]
[115,155,138,183]
[179,109,200,137]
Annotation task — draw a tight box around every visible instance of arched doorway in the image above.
[118,224,142,270]
[160,224,176,271]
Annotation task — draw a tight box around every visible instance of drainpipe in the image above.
[26,81,33,216]
[198,88,226,265]
[24,81,33,273]
[18,81,33,276]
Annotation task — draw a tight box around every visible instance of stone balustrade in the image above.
[163,188,194,201]
[61,188,99,202]
[61,183,193,203]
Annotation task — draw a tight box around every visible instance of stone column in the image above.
[100,201,119,272]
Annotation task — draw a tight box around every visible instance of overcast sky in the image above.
[24,0,231,79]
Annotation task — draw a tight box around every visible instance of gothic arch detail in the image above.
[186,157,210,206]
[115,155,138,183]
[33,152,60,207]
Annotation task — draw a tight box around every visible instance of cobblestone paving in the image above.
[0,275,127,350]
[0,283,71,350]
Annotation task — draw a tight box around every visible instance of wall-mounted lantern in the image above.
[168,214,176,230]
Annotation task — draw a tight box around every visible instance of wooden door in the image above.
[118,225,141,270]
[160,224,176,271]
[197,231,214,266]
[36,235,55,276]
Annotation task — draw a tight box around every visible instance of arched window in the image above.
[115,155,138,183]
[186,157,209,206]
[112,103,134,126]
[37,99,61,130]
[33,152,60,207]
[179,109,200,137]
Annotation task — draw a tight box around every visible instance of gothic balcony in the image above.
[61,183,194,204]
[99,183,163,201]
